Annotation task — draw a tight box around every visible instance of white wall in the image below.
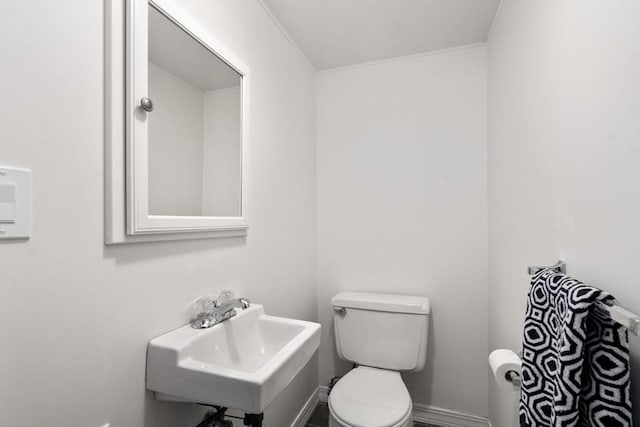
[0,1,317,426]
[148,62,205,216]
[316,46,488,417]
[202,86,242,217]
[488,1,640,425]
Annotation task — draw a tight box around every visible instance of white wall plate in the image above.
[0,166,32,240]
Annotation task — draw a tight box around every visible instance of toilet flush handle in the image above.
[333,307,346,316]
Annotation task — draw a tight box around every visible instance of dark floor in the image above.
[305,403,433,427]
[305,403,330,427]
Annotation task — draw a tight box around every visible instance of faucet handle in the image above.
[218,290,235,304]
[195,297,217,319]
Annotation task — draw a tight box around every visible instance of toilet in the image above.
[329,292,430,427]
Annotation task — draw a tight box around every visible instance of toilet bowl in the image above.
[329,292,430,427]
[328,366,412,427]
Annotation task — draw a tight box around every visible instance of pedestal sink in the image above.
[146,304,321,413]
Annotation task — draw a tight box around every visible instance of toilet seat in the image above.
[328,366,412,427]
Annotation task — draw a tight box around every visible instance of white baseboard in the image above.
[318,385,488,427]
[412,404,489,427]
[291,386,321,427]
[319,385,330,403]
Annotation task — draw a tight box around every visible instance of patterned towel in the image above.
[520,269,632,427]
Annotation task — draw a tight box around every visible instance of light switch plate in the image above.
[0,183,16,223]
[0,166,31,240]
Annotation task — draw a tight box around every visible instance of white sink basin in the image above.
[146,304,321,413]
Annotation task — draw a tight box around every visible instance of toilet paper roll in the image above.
[489,349,522,390]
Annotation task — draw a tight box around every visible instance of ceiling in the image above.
[262,0,500,70]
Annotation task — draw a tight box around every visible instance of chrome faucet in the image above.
[191,291,250,329]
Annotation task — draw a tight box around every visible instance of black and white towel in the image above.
[520,268,632,427]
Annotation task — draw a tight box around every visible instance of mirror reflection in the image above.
[147,5,242,217]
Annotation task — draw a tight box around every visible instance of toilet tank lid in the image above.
[331,292,430,314]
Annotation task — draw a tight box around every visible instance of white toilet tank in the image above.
[331,292,430,371]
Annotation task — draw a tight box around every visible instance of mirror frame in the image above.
[105,0,249,244]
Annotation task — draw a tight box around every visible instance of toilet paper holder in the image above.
[506,350,523,387]
[505,370,522,387]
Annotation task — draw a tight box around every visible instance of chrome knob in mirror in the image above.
[140,97,154,112]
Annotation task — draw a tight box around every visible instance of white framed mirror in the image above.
[105,0,249,244]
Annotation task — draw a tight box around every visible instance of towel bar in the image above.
[605,302,640,336]
[526,260,639,336]
[527,260,566,275]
